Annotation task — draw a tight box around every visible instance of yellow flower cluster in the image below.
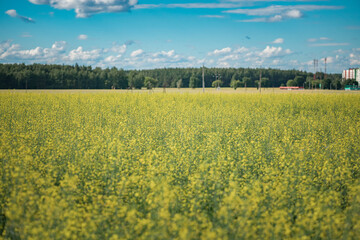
[0,92,359,239]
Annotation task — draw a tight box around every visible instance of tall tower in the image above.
[324,57,327,80]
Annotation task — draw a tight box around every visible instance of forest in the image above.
[0,63,354,90]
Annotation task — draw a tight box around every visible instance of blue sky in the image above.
[0,0,359,73]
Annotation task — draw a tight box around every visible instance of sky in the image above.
[0,0,359,73]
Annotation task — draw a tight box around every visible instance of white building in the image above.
[342,68,360,84]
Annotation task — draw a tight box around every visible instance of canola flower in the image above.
[0,92,359,239]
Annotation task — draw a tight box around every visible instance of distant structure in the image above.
[280,86,304,90]
[313,59,318,82]
[342,68,360,83]
[342,68,360,90]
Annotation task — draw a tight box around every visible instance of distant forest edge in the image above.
[1,63,355,90]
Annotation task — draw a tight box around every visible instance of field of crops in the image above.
[1,92,359,239]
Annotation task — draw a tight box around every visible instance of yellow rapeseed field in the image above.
[0,92,359,239]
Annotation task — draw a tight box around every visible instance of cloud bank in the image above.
[227,4,342,22]
[0,40,353,72]
[28,0,138,18]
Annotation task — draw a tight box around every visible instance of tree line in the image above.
[1,63,354,90]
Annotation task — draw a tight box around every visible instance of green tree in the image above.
[128,71,144,89]
[242,77,251,88]
[294,76,305,87]
[287,79,297,87]
[331,79,342,90]
[231,73,242,89]
[342,79,358,89]
[260,77,269,87]
[230,80,242,90]
[305,76,313,89]
[106,67,128,89]
[212,80,223,88]
[144,77,158,89]
[189,75,199,88]
[322,78,331,89]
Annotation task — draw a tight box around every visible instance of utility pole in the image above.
[320,68,323,89]
[313,59,318,89]
[202,64,205,93]
[324,57,327,80]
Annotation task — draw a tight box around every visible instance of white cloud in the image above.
[134,3,244,10]
[226,4,342,22]
[310,43,349,47]
[66,46,102,61]
[5,9,35,23]
[78,34,88,40]
[29,0,48,3]
[51,41,66,51]
[272,38,284,44]
[134,1,326,10]
[0,41,66,61]
[209,47,232,56]
[321,57,334,64]
[113,49,198,69]
[234,47,249,53]
[200,15,225,18]
[104,55,122,63]
[349,51,360,65]
[28,0,138,18]
[308,37,330,42]
[0,41,18,56]
[268,15,283,22]
[153,50,175,58]
[130,49,144,57]
[5,9,17,17]
[0,40,349,72]
[238,17,267,22]
[225,5,342,16]
[259,46,292,58]
[305,60,314,66]
[238,14,295,23]
[207,45,292,68]
[218,61,230,68]
[272,59,281,65]
[219,54,239,62]
[111,44,127,54]
[259,46,283,57]
[285,9,302,18]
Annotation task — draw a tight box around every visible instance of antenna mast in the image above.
[324,57,327,80]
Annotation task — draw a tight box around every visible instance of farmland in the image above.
[1,91,360,239]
